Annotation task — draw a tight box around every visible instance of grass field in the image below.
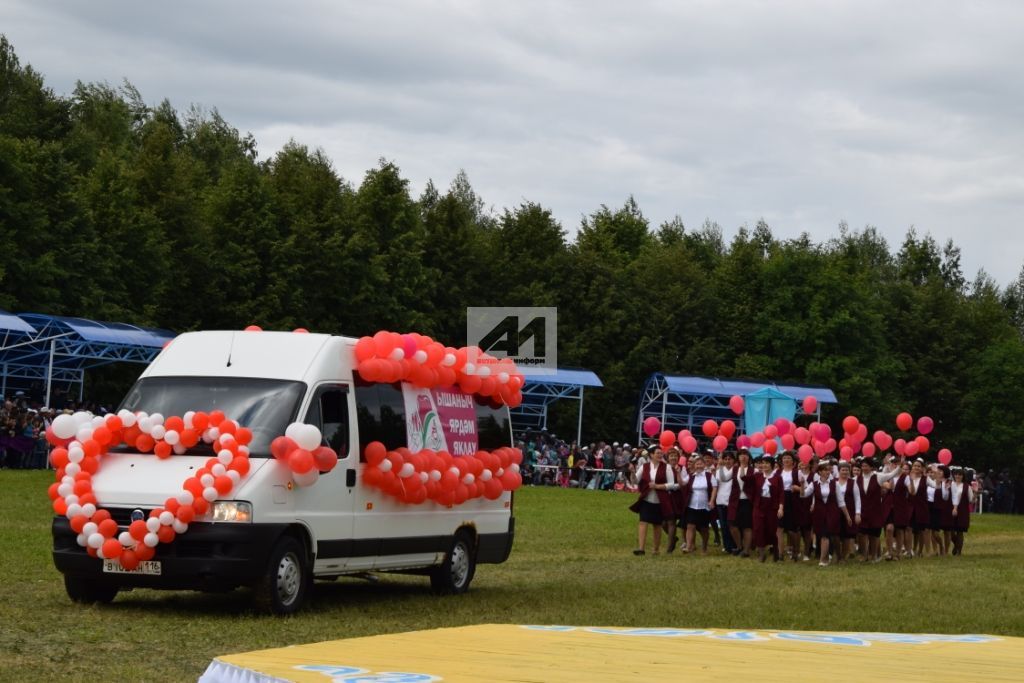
[3,470,1023,682]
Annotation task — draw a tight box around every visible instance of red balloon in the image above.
[780,434,795,450]
[364,441,387,466]
[915,435,930,453]
[904,441,920,456]
[917,416,934,435]
[894,438,906,456]
[642,417,661,438]
[720,420,736,440]
[873,430,893,451]
[764,440,778,455]
[363,466,383,487]
[840,447,853,461]
[803,396,818,413]
[736,435,751,449]
[355,336,376,362]
[763,424,778,439]
[102,539,123,559]
[825,438,836,453]
[896,412,913,431]
[938,448,953,465]
[729,395,745,415]
[750,432,766,448]
[862,442,876,458]
[271,436,295,461]
[794,427,810,445]
[712,435,728,452]
[681,435,698,454]
[797,445,813,464]
[842,416,859,435]
[659,430,676,449]
[289,449,314,474]
[120,549,140,571]
[702,420,719,438]
[313,446,339,472]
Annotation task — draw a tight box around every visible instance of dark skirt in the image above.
[638,500,663,524]
[840,510,858,539]
[753,499,778,548]
[735,499,754,530]
[929,505,943,531]
[781,492,800,532]
[893,491,913,528]
[687,507,711,529]
[813,501,840,537]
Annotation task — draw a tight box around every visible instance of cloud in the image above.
[3,0,1022,281]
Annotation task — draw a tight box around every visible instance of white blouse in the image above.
[685,471,717,510]
[835,479,860,514]
[642,463,676,504]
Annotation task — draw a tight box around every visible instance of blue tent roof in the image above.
[519,367,603,388]
[0,310,37,335]
[16,313,174,348]
[661,375,836,404]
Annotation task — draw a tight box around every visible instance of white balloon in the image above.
[204,428,219,442]
[442,353,456,367]
[379,459,393,473]
[158,511,174,526]
[211,463,226,476]
[64,494,78,506]
[67,447,84,464]
[413,350,428,364]
[389,347,405,361]
[91,416,105,427]
[87,533,104,549]
[75,426,94,443]
[65,503,82,518]
[118,532,134,546]
[64,463,81,477]
[462,473,475,485]
[227,470,241,484]
[118,409,136,427]
[96,547,106,560]
[163,429,180,445]
[183,411,195,429]
[480,469,493,482]
[202,486,217,501]
[398,463,415,478]
[200,474,214,487]
[150,425,166,440]
[293,469,319,487]
[498,372,510,384]
[172,520,188,534]
[285,422,304,442]
[217,450,233,465]
[496,467,504,477]
[238,445,250,456]
[58,483,73,497]
[448,466,460,476]
[137,417,154,434]
[144,532,159,547]
[73,411,93,424]
[419,472,429,484]
[295,424,322,451]
[76,533,87,547]
[146,517,161,533]
[510,463,520,474]
[83,522,98,536]
[150,413,164,426]
[177,491,194,506]
[172,444,187,455]
[429,469,441,481]
[478,365,491,378]
[464,362,476,375]
[218,433,236,447]
[81,503,96,517]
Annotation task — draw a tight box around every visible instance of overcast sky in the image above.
[4,1,1022,283]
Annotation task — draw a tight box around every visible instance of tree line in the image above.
[2,37,1023,471]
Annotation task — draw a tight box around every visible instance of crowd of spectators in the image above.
[0,391,111,470]
[516,431,1023,515]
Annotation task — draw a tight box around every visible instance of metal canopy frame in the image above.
[636,373,836,448]
[0,311,175,406]
[510,368,603,445]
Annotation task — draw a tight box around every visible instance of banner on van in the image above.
[403,385,479,456]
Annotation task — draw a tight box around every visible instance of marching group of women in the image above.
[630,446,975,565]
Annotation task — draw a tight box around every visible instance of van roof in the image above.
[142,330,353,382]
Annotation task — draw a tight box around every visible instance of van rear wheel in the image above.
[254,536,309,615]
[64,575,118,604]
[430,529,476,595]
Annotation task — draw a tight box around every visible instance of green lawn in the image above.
[3,470,1023,682]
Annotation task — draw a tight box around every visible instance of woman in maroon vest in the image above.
[629,447,678,555]
[855,457,901,562]
[665,448,687,553]
[807,460,842,566]
[950,467,974,556]
[936,465,954,555]
[795,459,814,561]
[891,460,913,558]
[727,448,756,557]
[907,459,930,557]
[835,460,860,561]
[752,455,783,562]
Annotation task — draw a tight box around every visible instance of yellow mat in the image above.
[199,624,1024,683]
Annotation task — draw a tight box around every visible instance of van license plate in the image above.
[102,560,161,575]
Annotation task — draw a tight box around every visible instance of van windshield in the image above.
[118,377,306,457]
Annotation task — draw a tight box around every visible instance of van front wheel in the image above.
[254,536,309,615]
[64,575,118,604]
[430,530,476,595]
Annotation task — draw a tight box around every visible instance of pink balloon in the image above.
[842,416,859,435]
[873,430,893,451]
[917,416,934,436]
[764,424,778,439]
[681,435,698,454]
[904,441,920,456]
[813,440,827,457]
[774,418,790,436]
[736,435,751,449]
[659,430,676,449]
[794,427,810,445]
[797,444,813,464]
[702,419,719,438]
[642,417,661,437]
[677,430,689,445]
[938,448,952,465]
[849,439,862,455]
[720,420,736,440]
[780,434,795,450]
[750,432,766,448]
[861,442,876,458]
[713,435,728,452]
[729,395,745,415]
[825,438,836,453]
[855,423,868,443]
[894,438,906,456]
[840,446,853,461]
[803,396,818,413]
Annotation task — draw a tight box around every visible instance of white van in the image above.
[51,331,516,613]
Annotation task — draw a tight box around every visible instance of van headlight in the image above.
[210,501,252,523]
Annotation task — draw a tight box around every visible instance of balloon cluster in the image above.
[361,441,523,506]
[46,409,254,570]
[270,423,339,487]
[353,331,525,407]
[641,394,954,467]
